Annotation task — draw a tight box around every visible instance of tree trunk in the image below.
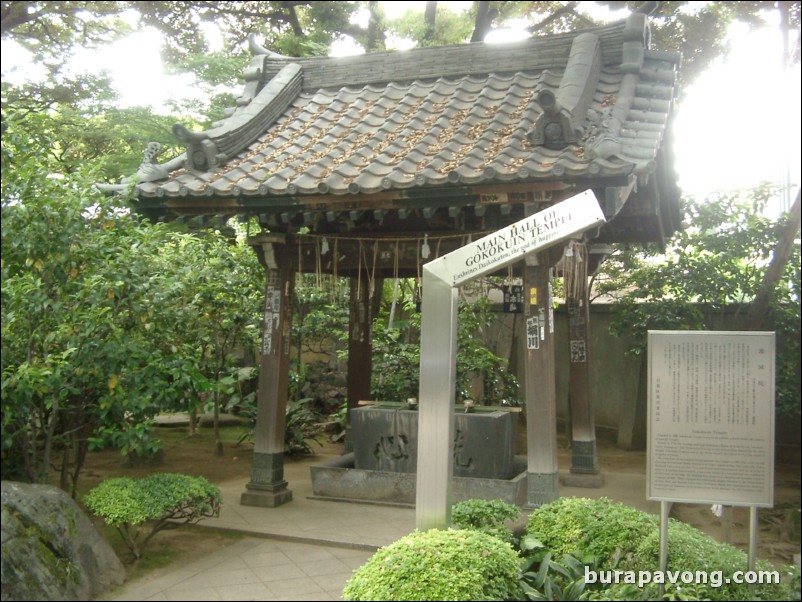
[283,3,305,38]
[365,0,386,51]
[471,1,495,43]
[423,1,437,44]
[188,406,198,437]
[746,189,801,330]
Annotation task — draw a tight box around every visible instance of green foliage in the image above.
[1,1,134,62]
[235,396,322,456]
[789,563,801,601]
[371,291,521,406]
[342,528,522,601]
[371,319,422,402]
[617,518,789,601]
[526,497,654,568]
[3,78,184,181]
[601,187,801,418]
[1,113,264,486]
[283,398,322,456]
[455,296,521,407]
[1,126,179,487]
[387,4,474,47]
[84,473,221,560]
[292,273,349,366]
[520,552,601,601]
[451,498,521,545]
[328,401,348,443]
[527,497,792,601]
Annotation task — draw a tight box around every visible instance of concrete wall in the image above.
[504,303,800,463]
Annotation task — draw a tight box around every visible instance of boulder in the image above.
[1,481,125,601]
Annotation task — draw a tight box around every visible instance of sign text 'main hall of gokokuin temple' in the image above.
[426,189,606,288]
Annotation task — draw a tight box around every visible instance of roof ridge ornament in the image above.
[247,33,290,59]
[529,32,601,150]
[173,63,304,171]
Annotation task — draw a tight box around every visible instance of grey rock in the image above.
[1,481,125,601]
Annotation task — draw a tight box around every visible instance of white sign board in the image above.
[647,331,775,507]
[425,189,605,287]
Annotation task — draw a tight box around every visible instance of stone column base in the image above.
[240,451,292,507]
[524,472,559,509]
[562,471,605,488]
[570,439,600,474]
[240,480,293,508]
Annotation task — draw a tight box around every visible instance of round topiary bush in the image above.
[526,497,655,567]
[342,528,522,601]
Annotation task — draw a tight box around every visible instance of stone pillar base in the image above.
[240,480,293,508]
[524,472,559,509]
[562,471,605,488]
[241,451,292,507]
[570,439,600,475]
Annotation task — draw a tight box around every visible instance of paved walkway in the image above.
[101,446,656,601]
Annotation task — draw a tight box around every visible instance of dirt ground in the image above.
[76,422,801,580]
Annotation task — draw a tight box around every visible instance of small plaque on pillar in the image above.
[527,316,540,350]
[503,285,523,313]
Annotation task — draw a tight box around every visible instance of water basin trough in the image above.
[310,404,527,507]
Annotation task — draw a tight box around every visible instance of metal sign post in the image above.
[415,189,606,530]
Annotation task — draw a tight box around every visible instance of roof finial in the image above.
[247,33,289,59]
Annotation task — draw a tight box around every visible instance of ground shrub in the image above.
[84,473,221,560]
[451,498,520,544]
[526,497,655,567]
[342,528,522,601]
[528,497,792,601]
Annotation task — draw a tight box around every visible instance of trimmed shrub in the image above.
[527,497,791,601]
[342,528,522,601]
[526,497,654,568]
[84,473,221,560]
[451,498,521,544]
[619,517,789,601]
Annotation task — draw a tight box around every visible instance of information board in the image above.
[647,331,775,507]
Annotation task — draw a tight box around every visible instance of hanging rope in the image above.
[332,238,339,304]
[315,236,322,289]
[356,239,364,301]
[562,239,587,301]
[370,239,378,297]
[297,237,303,276]
[393,240,400,282]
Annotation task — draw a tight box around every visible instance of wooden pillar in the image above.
[563,257,604,487]
[523,254,559,507]
[241,238,293,507]
[345,276,381,449]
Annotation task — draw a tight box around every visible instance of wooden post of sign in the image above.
[523,254,559,508]
[241,236,294,507]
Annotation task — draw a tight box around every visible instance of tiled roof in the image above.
[121,13,681,244]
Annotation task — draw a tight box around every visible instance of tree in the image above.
[155,229,263,455]
[1,1,133,60]
[0,113,264,486]
[1,117,180,489]
[598,185,801,418]
[1,75,185,181]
